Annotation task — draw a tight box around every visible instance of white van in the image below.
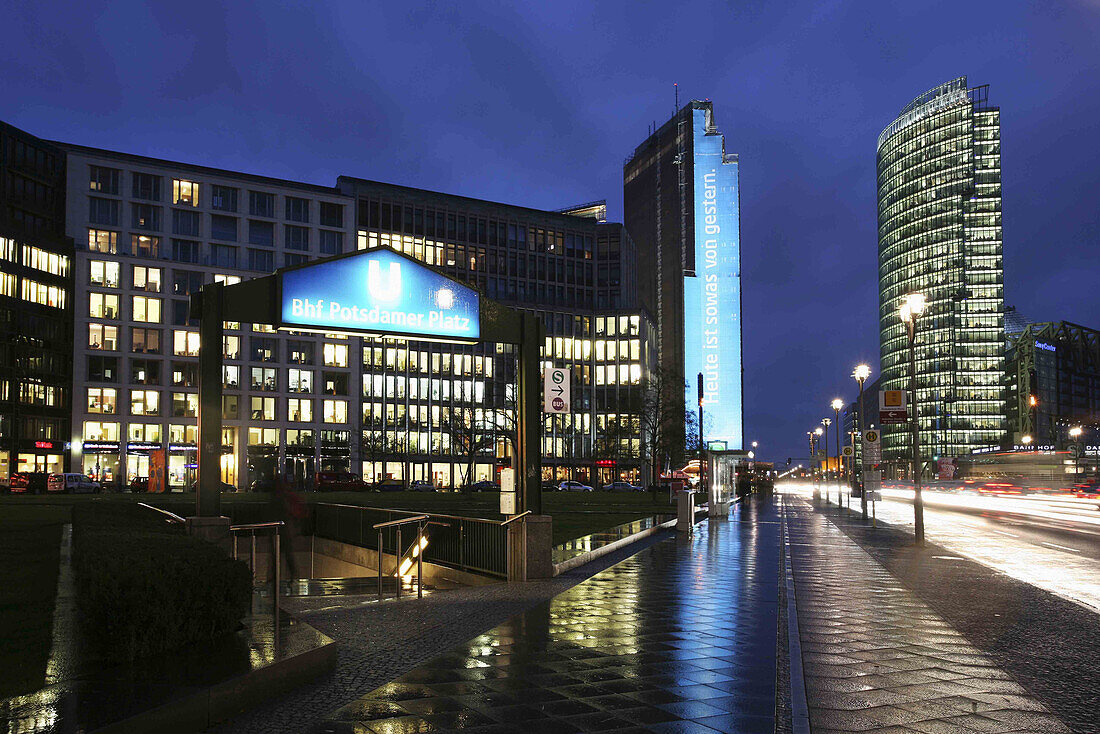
[47,473,101,494]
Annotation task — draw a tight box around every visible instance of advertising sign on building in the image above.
[862,429,881,465]
[937,457,956,480]
[147,448,166,494]
[279,248,480,341]
[543,367,571,413]
[683,107,742,449]
[879,390,907,424]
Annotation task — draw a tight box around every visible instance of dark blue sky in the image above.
[4,0,1099,463]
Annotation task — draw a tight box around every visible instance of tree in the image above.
[638,366,688,487]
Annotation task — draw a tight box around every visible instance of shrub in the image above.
[72,503,252,662]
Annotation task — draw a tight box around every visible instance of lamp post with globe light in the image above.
[814,426,824,497]
[1070,426,1083,484]
[832,398,843,501]
[821,418,832,503]
[853,364,871,519]
[900,293,927,544]
[807,431,819,499]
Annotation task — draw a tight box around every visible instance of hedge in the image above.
[72,503,252,662]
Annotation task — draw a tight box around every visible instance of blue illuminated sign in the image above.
[683,107,743,448]
[279,248,480,340]
[1035,342,1056,352]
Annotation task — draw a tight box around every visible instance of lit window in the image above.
[171,392,198,417]
[89,292,120,319]
[88,323,119,351]
[250,397,276,421]
[21,279,66,308]
[132,296,162,323]
[288,398,313,422]
[83,421,120,441]
[88,229,117,254]
[173,179,200,207]
[173,330,200,357]
[131,389,161,416]
[323,343,348,367]
[89,261,120,288]
[128,423,162,442]
[323,399,347,424]
[133,266,162,292]
[87,387,117,414]
[289,369,313,393]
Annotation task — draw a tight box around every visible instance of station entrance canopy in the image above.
[190,246,543,519]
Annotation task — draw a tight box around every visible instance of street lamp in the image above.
[821,418,832,503]
[807,431,817,497]
[831,398,843,502]
[852,363,871,519]
[900,293,927,544]
[1021,434,1032,446]
[814,426,824,495]
[1070,426,1083,484]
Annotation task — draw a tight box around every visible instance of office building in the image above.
[877,77,1006,472]
[45,133,656,490]
[1006,321,1100,447]
[0,122,73,485]
[623,100,743,462]
[60,143,357,488]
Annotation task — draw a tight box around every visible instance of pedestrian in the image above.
[268,474,307,582]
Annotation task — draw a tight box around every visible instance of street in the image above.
[796,482,1100,612]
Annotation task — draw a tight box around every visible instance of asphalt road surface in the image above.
[794,481,1100,612]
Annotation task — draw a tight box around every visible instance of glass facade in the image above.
[877,77,1006,467]
[0,122,74,488]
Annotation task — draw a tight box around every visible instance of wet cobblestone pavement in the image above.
[316,498,783,733]
[784,495,1074,733]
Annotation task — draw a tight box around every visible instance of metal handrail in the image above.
[137,502,185,524]
[230,521,285,531]
[372,514,429,529]
[316,502,504,526]
[501,510,532,526]
[312,503,507,577]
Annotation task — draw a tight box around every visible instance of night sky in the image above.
[4,1,1099,464]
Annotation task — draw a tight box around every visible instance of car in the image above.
[542,481,560,493]
[189,479,239,493]
[47,473,101,494]
[249,478,276,492]
[369,478,406,492]
[461,480,499,492]
[558,480,593,492]
[602,481,642,492]
[9,472,48,495]
[315,471,369,492]
[409,479,439,492]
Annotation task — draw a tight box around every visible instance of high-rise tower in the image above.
[877,77,1006,468]
[624,101,743,461]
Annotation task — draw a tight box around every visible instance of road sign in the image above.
[841,445,854,458]
[1069,444,1082,459]
[499,468,516,514]
[879,389,907,425]
[863,469,882,501]
[862,429,881,464]
[543,367,571,413]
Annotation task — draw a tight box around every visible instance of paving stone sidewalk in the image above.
[784,496,1073,734]
[209,530,675,733]
[314,496,784,733]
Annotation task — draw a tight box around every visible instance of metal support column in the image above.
[197,282,224,518]
[517,312,543,516]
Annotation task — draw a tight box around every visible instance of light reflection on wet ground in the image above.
[319,498,782,733]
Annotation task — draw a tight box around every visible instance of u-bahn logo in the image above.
[367,260,401,302]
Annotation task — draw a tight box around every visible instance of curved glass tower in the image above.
[877,77,1006,470]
